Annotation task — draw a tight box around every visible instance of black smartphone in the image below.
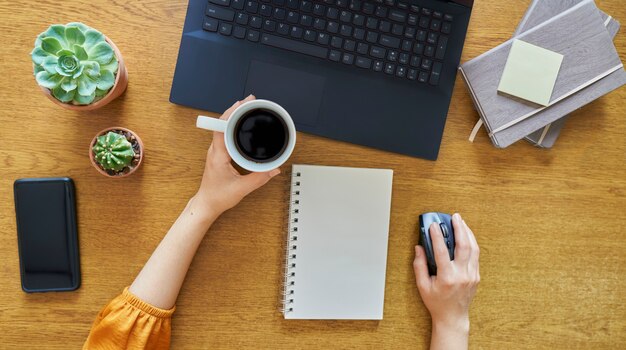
[14,178,80,292]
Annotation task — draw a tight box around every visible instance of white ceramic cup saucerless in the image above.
[196,99,296,172]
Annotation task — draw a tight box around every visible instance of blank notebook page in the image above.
[283,165,393,320]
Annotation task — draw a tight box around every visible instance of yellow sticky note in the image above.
[497,39,564,106]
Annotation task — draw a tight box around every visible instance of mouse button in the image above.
[439,223,448,238]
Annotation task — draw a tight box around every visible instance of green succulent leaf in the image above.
[66,22,89,32]
[61,78,78,92]
[96,69,115,91]
[31,47,51,65]
[65,26,85,45]
[35,70,64,89]
[83,61,101,79]
[34,64,45,74]
[73,44,88,60]
[72,64,85,79]
[41,37,63,55]
[52,85,76,102]
[55,53,80,77]
[74,90,96,105]
[101,57,119,74]
[41,56,59,74]
[83,29,105,50]
[95,88,109,97]
[88,42,114,65]
[41,25,68,48]
[77,74,97,96]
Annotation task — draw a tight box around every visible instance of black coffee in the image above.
[235,109,288,162]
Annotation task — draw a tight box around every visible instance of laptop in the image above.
[171,0,474,160]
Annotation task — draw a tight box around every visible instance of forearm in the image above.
[430,317,470,350]
[129,196,218,309]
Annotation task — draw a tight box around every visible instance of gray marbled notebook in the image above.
[460,0,625,148]
[517,0,623,148]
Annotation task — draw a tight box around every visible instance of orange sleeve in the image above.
[83,287,175,350]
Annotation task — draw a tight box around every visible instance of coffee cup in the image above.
[196,99,296,172]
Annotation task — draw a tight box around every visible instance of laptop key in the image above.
[233,26,246,38]
[404,27,416,39]
[342,53,355,65]
[349,0,362,11]
[373,60,384,72]
[389,9,407,22]
[435,36,448,60]
[379,21,391,33]
[396,66,406,78]
[245,1,259,13]
[210,0,231,6]
[369,45,386,59]
[441,22,451,34]
[391,24,404,36]
[424,45,434,57]
[273,8,286,19]
[410,55,420,67]
[260,4,272,16]
[313,3,325,15]
[206,5,235,21]
[232,0,245,10]
[300,0,313,12]
[327,7,339,19]
[384,63,395,75]
[263,19,276,31]
[387,50,398,62]
[331,36,343,48]
[317,32,330,45]
[250,16,262,28]
[300,14,313,26]
[418,71,428,83]
[399,52,409,65]
[287,11,299,23]
[313,18,326,30]
[408,14,418,26]
[413,42,424,55]
[353,27,365,40]
[407,68,418,80]
[379,34,400,49]
[429,61,442,85]
[236,12,249,25]
[277,22,289,35]
[402,40,412,52]
[427,32,438,45]
[203,17,219,32]
[286,0,299,9]
[433,11,442,19]
[247,30,260,41]
[304,29,316,41]
[362,2,375,14]
[356,42,369,55]
[420,58,432,70]
[375,6,387,18]
[219,22,233,35]
[352,14,365,26]
[261,33,329,58]
[327,21,339,33]
[366,31,378,43]
[344,39,356,51]
[340,24,353,36]
[340,10,352,22]
[430,19,441,32]
[290,26,303,38]
[421,8,432,16]
[443,14,453,21]
[416,30,427,41]
[329,49,341,61]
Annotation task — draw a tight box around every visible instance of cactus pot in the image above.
[40,37,128,111]
[89,127,143,178]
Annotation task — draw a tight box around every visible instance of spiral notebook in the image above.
[282,165,393,320]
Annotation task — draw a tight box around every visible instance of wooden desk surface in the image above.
[1,0,624,348]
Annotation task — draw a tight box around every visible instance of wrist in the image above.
[186,195,221,228]
[432,315,470,335]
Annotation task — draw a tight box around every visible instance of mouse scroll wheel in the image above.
[439,223,449,238]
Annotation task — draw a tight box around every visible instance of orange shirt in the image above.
[83,288,175,349]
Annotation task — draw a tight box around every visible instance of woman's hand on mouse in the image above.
[413,213,480,349]
[191,95,281,222]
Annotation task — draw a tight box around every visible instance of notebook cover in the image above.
[460,0,624,148]
[517,0,622,147]
[282,165,393,320]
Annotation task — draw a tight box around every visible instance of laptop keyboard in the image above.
[203,0,454,85]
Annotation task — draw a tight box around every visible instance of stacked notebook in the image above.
[281,165,393,320]
[460,0,626,149]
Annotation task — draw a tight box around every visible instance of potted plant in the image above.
[31,22,128,110]
[89,127,144,178]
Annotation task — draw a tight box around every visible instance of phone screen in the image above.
[14,178,80,292]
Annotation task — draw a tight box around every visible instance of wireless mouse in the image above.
[418,212,455,276]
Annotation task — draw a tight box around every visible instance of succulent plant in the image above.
[31,22,118,105]
[92,132,135,172]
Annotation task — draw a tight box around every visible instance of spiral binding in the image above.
[281,171,301,314]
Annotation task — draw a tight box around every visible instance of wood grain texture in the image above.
[0,0,624,349]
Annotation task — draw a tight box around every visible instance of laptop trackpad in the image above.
[244,60,325,126]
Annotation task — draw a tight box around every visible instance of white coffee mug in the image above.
[196,99,296,172]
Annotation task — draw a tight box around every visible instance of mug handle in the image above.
[197,116,227,133]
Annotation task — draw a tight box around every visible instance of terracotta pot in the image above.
[39,37,128,111]
[89,127,144,178]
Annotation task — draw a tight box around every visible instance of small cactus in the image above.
[92,132,135,172]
